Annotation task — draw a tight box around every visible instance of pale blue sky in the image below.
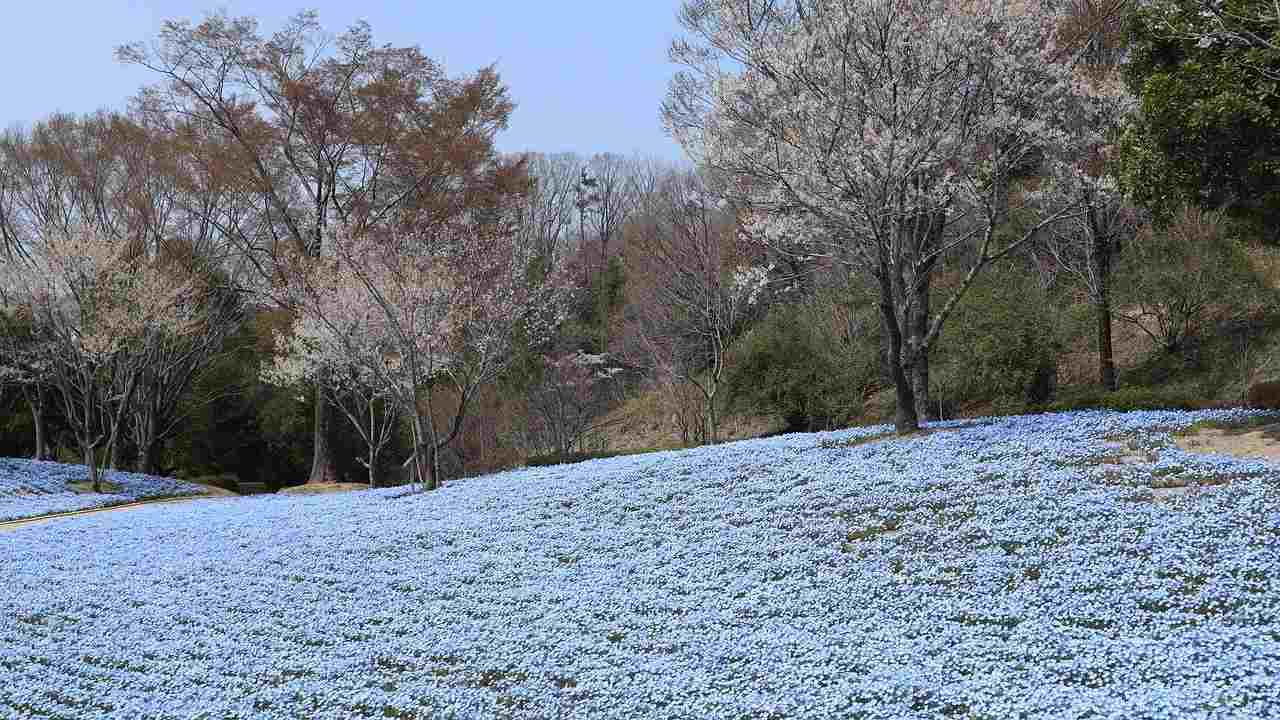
[2,1,689,161]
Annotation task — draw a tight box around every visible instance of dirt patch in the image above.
[1175,422,1280,463]
[67,480,124,494]
[183,482,240,498]
[277,482,372,496]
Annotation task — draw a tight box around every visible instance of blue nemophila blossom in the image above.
[0,460,205,522]
[2,410,1280,718]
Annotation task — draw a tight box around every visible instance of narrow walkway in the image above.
[0,495,222,533]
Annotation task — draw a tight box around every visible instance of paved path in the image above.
[0,495,221,533]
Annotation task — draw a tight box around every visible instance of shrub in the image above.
[1115,205,1267,354]
[724,293,879,432]
[934,265,1069,412]
[1043,385,1202,413]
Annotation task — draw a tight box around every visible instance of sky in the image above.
[1,1,690,162]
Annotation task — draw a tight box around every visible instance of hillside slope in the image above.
[2,410,1279,719]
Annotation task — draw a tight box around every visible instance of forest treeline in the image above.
[2,0,1279,491]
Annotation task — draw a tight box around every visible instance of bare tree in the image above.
[584,153,638,275]
[517,152,584,274]
[528,350,625,457]
[631,169,767,444]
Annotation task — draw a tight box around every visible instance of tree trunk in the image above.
[84,444,101,493]
[1096,297,1117,391]
[910,277,931,422]
[108,436,122,471]
[136,409,159,475]
[308,382,341,484]
[1091,212,1118,392]
[881,303,920,434]
[27,385,47,461]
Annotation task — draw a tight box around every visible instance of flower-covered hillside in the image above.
[0,459,206,522]
[3,410,1280,719]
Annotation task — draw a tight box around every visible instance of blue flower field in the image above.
[2,410,1279,718]
[0,459,206,522]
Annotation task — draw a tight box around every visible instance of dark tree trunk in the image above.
[910,275,931,422]
[84,444,101,493]
[1096,297,1116,391]
[1090,211,1118,392]
[136,409,159,475]
[881,302,920,434]
[308,382,341,484]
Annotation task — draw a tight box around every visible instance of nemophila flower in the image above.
[0,460,204,522]
[2,410,1280,718]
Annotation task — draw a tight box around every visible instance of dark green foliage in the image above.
[934,265,1070,414]
[1042,385,1203,413]
[1122,0,1280,235]
[725,295,879,432]
[570,258,627,353]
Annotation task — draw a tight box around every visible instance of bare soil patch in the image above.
[1175,422,1280,463]
[277,482,372,496]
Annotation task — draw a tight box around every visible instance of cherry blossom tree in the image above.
[664,0,1098,433]
[0,229,205,491]
[120,10,522,484]
[273,221,565,491]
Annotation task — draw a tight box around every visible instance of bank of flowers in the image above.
[2,410,1278,718]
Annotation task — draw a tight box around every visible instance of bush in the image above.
[1042,385,1203,413]
[1115,206,1266,354]
[725,294,880,432]
[934,265,1069,412]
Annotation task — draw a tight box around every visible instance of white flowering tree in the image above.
[274,222,565,491]
[0,229,203,491]
[631,169,770,444]
[266,312,401,488]
[664,0,1099,433]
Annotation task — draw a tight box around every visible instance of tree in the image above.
[518,153,585,275]
[584,153,638,275]
[1123,0,1280,233]
[265,313,401,487]
[1032,48,1139,392]
[119,10,517,483]
[665,0,1095,433]
[630,169,767,443]
[278,220,565,491]
[0,113,246,472]
[527,350,625,457]
[0,229,205,491]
